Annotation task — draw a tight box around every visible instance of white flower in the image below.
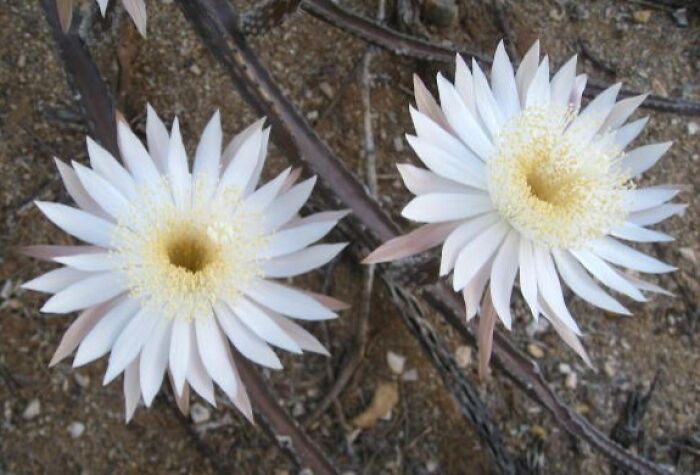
[56,0,147,37]
[366,40,684,365]
[22,106,348,421]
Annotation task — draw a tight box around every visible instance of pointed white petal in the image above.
[614,117,648,149]
[570,74,588,111]
[620,142,672,178]
[35,201,114,247]
[602,94,648,131]
[72,161,129,218]
[54,252,115,272]
[550,55,577,107]
[246,280,336,320]
[41,272,125,314]
[462,258,492,320]
[104,307,159,384]
[215,302,283,368]
[186,328,216,406]
[263,176,316,231]
[623,186,680,212]
[22,267,92,294]
[167,119,191,208]
[526,56,550,107]
[552,249,630,315]
[515,40,540,106]
[124,358,141,422]
[146,104,169,172]
[242,167,291,212]
[229,298,303,353]
[590,237,676,273]
[454,54,477,114]
[169,319,191,396]
[628,203,687,226]
[440,212,499,276]
[86,137,137,199]
[490,41,520,119]
[244,127,270,196]
[117,120,160,185]
[74,297,140,367]
[217,127,263,194]
[401,192,492,223]
[364,221,459,264]
[405,135,486,188]
[539,298,591,366]
[489,230,519,329]
[518,238,539,319]
[97,0,109,15]
[573,83,621,135]
[222,118,265,168]
[263,243,347,278]
[17,244,101,262]
[266,313,329,355]
[610,221,673,243]
[139,318,171,406]
[533,247,581,335]
[396,163,470,196]
[55,158,108,218]
[413,74,451,131]
[453,221,508,291]
[571,249,646,301]
[471,58,504,135]
[283,209,350,230]
[122,0,147,37]
[195,314,238,400]
[261,220,336,259]
[193,110,222,193]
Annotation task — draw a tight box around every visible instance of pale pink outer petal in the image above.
[363,221,461,264]
[300,290,350,311]
[122,0,147,37]
[16,245,102,262]
[477,291,497,380]
[221,118,265,169]
[54,158,109,219]
[413,74,451,132]
[539,298,592,367]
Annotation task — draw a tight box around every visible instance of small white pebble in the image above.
[558,363,572,374]
[565,372,578,390]
[455,345,472,368]
[190,402,211,424]
[74,373,90,388]
[527,343,545,359]
[68,421,85,438]
[22,399,41,420]
[688,122,699,136]
[426,460,439,473]
[401,368,418,382]
[387,351,406,374]
[292,402,305,417]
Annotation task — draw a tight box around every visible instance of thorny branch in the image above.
[40,2,335,475]
[300,0,700,116]
[179,0,669,473]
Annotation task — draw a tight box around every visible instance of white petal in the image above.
[167,119,191,208]
[230,298,303,353]
[405,135,486,188]
[571,249,646,301]
[104,307,159,384]
[490,41,520,119]
[54,158,108,218]
[36,201,114,247]
[193,110,222,194]
[489,230,519,329]
[96,0,109,15]
[518,238,539,318]
[396,164,472,196]
[569,74,588,112]
[242,167,291,212]
[283,209,350,229]
[140,318,171,406]
[169,319,191,396]
[602,94,648,131]
[454,54,477,114]
[86,137,137,200]
[436,74,493,160]
[462,259,492,320]
[402,192,492,223]
[73,161,129,218]
[222,118,265,168]
[618,271,673,297]
[263,243,347,278]
[186,328,216,406]
[54,252,114,272]
[41,272,125,314]
[623,186,680,212]
[610,221,673,243]
[217,126,263,194]
[195,314,238,399]
[266,313,329,355]
[550,55,577,107]
[614,117,648,149]
[413,74,451,131]
[471,58,504,135]
[117,120,160,185]
[122,0,147,37]
[244,127,271,196]
[364,221,459,264]
[124,358,141,422]
[18,244,102,262]
[533,246,581,335]
[590,237,675,274]
[539,298,591,366]
[453,221,509,291]
[573,82,621,135]
[263,176,316,231]
[246,280,336,320]
[261,220,336,259]
[214,302,282,369]
[440,212,499,276]
[146,104,169,172]
[525,56,550,107]
[22,267,92,294]
[552,249,630,315]
[619,142,672,178]
[74,297,140,366]
[628,203,687,226]
[515,40,540,106]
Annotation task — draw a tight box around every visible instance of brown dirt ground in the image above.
[0,0,698,474]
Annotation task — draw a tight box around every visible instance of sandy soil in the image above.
[0,0,698,474]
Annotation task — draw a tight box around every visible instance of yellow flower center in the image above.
[112,178,266,321]
[488,106,630,249]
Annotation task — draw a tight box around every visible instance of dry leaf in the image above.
[352,383,399,429]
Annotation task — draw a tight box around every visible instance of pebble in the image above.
[604,360,616,378]
[426,460,439,473]
[74,373,90,388]
[565,372,578,390]
[633,10,652,24]
[672,8,688,27]
[392,136,404,152]
[306,110,319,121]
[455,345,472,368]
[421,0,458,27]
[319,82,334,99]
[189,64,202,75]
[402,368,418,382]
[688,122,699,136]
[679,247,697,265]
[292,402,305,417]
[387,351,406,374]
[68,421,85,438]
[190,403,211,424]
[531,424,547,438]
[558,363,572,374]
[527,343,545,359]
[22,399,41,420]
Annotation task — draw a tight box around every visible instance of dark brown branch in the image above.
[177,1,670,473]
[40,3,336,474]
[239,0,302,36]
[300,0,700,116]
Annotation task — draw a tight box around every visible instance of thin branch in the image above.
[300,0,700,116]
[40,2,336,474]
[177,1,669,473]
[239,0,302,36]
